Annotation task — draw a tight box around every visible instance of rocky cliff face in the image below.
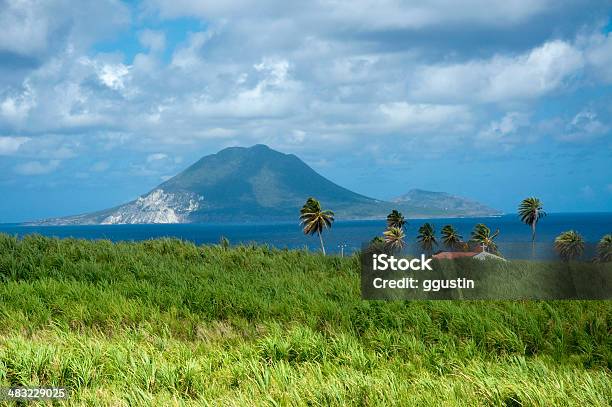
[100,189,203,224]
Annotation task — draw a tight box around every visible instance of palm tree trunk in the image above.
[531,222,536,258]
[318,231,326,256]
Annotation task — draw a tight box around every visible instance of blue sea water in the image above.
[0,213,611,259]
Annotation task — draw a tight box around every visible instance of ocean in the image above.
[1,213,611,259]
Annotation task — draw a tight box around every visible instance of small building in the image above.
[433,244,506,261]
[472,251,506,261]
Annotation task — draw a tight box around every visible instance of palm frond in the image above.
[518,197,546,225]
[554,230,584,261]
[417,223,437,252]
[386,210,406,229]
[470,223,499,253]
[384,227,405,252]
[299,197,335,255]
[596,234,612,262]
[441,224,463,250]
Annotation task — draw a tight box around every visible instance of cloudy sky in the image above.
[1,0,611,222]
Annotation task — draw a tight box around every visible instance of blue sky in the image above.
[0,0,611,222]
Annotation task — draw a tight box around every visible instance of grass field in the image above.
[0,234,610,406]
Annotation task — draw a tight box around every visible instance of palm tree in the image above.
[470,223,499,253]
[368,236,385,252]
[596,234,612,263]
[417,223,437,254]
[518,197,546,248]
[441,225,463,251]
[300,197,334,255]
[383,227,405,253]
[554,230,584,262]
[370,236,385,245]
[386,210,406,229]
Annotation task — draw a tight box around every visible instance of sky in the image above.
[0,0,611,222]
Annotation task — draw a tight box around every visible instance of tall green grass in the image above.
[0,234,610,406]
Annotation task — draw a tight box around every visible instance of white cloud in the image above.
[99,64,130,91]
[557,110,609,142]
[411,40,584,103]
[0,136,30,155]
[185,57,300,119]
[14,160,61,175]
[325,0,554,29]
[0,1,50,56]
[79,57,131,91]
[1,52,132,134]
[582,32,612,84]
[146,0,553,29]
[289,130,306,144]
[0,0,129,58]
[147,153,168,163]
[478,112,530,145]
[479,107,611,148]
[139,30,166,53]
[171,30,217,69]
[379,102,473,131]
[0,82,37,124]
[0,0,610,176]
[254,58,290,86]
[13,135,79,159]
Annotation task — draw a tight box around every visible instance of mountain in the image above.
[31,145,500,225]
[392,189,500,218]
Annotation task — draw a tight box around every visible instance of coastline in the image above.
[2,213,611,259]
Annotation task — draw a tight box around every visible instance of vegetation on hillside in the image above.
[0,234,610,405]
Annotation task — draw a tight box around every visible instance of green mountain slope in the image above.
[159,144,388,221]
